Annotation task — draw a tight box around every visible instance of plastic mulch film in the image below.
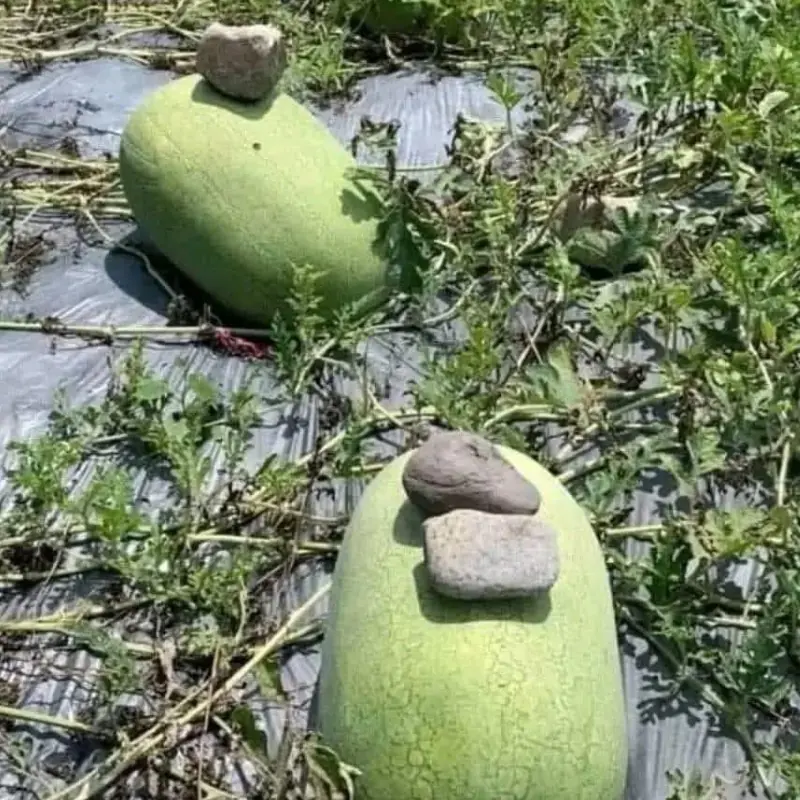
[0,56,775,800]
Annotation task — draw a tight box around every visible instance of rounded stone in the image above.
[401,430,541,517]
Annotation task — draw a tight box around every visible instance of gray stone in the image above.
[423,509,559,601]
[196,23,288,102]
[402,431,540,517]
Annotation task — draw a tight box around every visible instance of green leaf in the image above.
[230,706,268,756]
[135,377,170,403]
[759,316,776,346]
[162,415,189,442]
[686,428,726,476]
[486,71,522,110]
[253,660,283,699]
[305,740,361,799]
[527,344,584,410]
[702,508,769,558]
[188,374,217,404]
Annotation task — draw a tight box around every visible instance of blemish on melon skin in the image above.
[252,142,261,150]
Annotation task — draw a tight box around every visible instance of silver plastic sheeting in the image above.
[0,57,772,800]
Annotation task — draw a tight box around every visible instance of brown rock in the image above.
[196,23,287,102]
[402,431,540,517]
[423,509,559,601]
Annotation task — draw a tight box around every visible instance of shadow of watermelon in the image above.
[104,229,265,331]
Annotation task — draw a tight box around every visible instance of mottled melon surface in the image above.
[317,446,628,800]
[119,75,397,326]
[332,0,478,40]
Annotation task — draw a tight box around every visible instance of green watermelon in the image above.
[329,0,481,41]
[118,75,401,327]
[316,445,628,800]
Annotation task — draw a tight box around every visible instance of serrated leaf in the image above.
[686,428,726,476]
[527,344,584,410]
[702,508,769,558]
[162,415,189,442]
[135,377,169,403]
[188,374,217,404]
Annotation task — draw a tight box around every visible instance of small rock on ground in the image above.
[402,431,541,517]
[196,23,287,102]
[423,509,560,601]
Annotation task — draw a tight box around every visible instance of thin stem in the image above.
[0,705,104,737]
[44,583,331,800]
[604,524,663,540]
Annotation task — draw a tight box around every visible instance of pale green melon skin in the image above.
[119,75,396,326]
[317,446,628,800]
[331,0,481,40]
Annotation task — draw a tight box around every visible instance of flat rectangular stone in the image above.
[423,508,559,601]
